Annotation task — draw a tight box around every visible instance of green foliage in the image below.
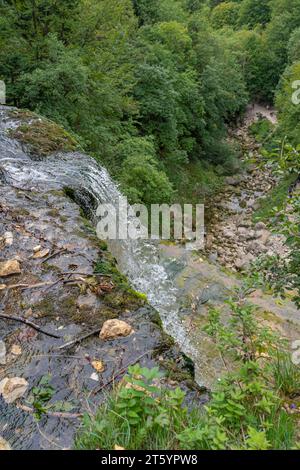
[0,0,249,205]
[238,0,271,28]
[27,374,75,419]
[288,28,300,63]
[249,143,300,308]
[272,351,300,398]
[253,174,297,222]
[276,62,300,146]
[211,2,240,29]
[249,118,274,143]
[76,299,298,450]
[75,365,202,450]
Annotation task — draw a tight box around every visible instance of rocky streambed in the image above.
[204,109,289,272]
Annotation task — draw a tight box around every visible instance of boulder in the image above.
[99,319,134,341]
[248,240,268,254]
[223,228,236,239]
[225,176,242,186]
[235,253,254,271]
[255,229,270,244]
[0,260,21,277]
[255,221,266,231]
[0,377,28,404]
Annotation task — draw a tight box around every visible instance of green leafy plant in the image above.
[27,374,76,419]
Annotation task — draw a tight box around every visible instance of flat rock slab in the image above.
[0,260,21,277]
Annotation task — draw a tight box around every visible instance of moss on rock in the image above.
[8,110,79,157]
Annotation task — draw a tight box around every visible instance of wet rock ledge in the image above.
[0,109,199,450]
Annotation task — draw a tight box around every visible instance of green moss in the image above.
[8,112,79,157]
[257,310,284,325]
[47,208,60,217]
[98,240,108,251]
[14,207,30,217]
[34,294,77,319]
[127,289,148,302]
[163,359,193,383]
[154,332,175,355]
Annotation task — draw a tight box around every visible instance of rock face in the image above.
[0,377,28,404]
[100,319,134,341]
[0,260,21,277]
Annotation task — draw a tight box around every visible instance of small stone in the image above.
[205,234,214,250]
[114,445,125,451]
[99,319,134,341]
[90,372,99,382]
[4,232,13,247]
[0,284,7,291]
[11,344,22,356]
[0,340,6,365]
[91,360,105,373]
[0,437,11,450]
[24,308,33,319]
[209,252,218,263]
[33,248,50,259]
[0,377,28,404]
[33,245,41,253]
[0,260,21,277]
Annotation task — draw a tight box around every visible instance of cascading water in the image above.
[0,106,199,380]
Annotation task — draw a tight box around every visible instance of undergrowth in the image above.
[75,295,300,450]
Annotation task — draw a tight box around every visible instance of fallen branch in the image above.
[57,328,102,351]
[41,248,67,264]
[92,350,152,395]
[17,403,82,419]
[3,280,62,291]
[61,271,113,278]
[0,313,61,339]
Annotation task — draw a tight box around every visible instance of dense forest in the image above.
[1,0,300,453]
[1,0,299,205]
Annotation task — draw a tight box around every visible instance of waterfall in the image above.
[0,107,198,376]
